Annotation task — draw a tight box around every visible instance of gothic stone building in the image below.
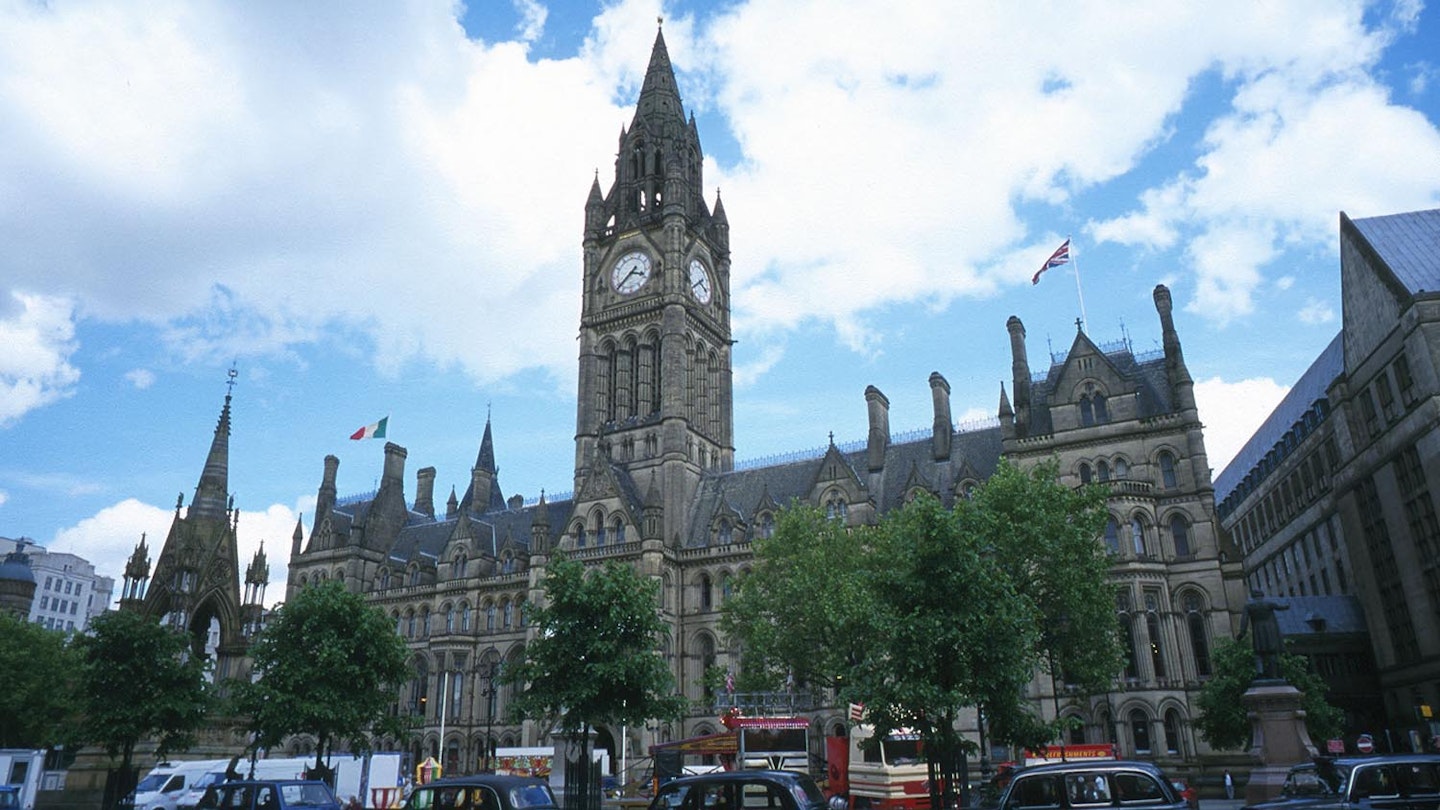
[1216,208,1440,749]
[284,29,1242,778]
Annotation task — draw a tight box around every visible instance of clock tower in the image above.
[575,25,732,544]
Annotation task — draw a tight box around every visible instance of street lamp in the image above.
[479,662,499,773]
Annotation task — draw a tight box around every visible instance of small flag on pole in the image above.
[725,670,735,694]
[1032,238,1071,285]
[848,702,865,722]
[350,416,389,440]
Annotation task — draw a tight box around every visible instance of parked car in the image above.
[997,760,1188,810]
[402,775,558,810]
[648,770,828,810]
[196,780,340,810]
[1243,755,1440,810]
[1170,780,1199,810]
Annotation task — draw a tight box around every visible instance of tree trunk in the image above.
[925,734,969,810]
[564,730,597,810]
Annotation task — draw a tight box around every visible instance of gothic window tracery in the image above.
[824,492,848,521]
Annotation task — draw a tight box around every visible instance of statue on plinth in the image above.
[1238,589,1290,681]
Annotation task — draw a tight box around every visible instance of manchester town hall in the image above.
[124,29,1259,780]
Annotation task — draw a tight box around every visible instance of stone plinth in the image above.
[1244,681,1318,805]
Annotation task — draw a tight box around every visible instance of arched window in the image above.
[573,522,587,548]
[409,567,420,587]
[1130,709,1151,753]
[1067,716,1086,745]
[444,604,455,634]
[718,519,732,545]
[393,611,402,636]
[503,600,513,629]
[486,603,496,632]
[721,573,733,602]
[1094,393,1109,423]
[379,569,391,590]
[1159,451,1178,490]
[825,493,848,521]
[405,611,416,638]
[1097,460,1111,482]
[1114,458,1129,478]
[1170,515,1192,557]
[1080,463,1093,485]
[1145,592,1166,679]
[1131,517,1146,556]
[758,513,775,539]
[1104,518,1120,554]
[1164,710,1182,755]
[1184,592,1212,677]
[517,598,527,627]
[611,517,625,544]
[1117,591,1139,680]
[699,574,713,612]
[1080,395,1095,427]
[454,555,467,579]
[461,602,472,632]
[420,606,431,638]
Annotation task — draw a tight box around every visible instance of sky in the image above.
[2,0,1439,608]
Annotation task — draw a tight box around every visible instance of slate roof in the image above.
[1023,341,1171,435]
[682,425,1004,547]
[1273,594,1368,636]
[1349,208,1440,295]
[1214,332,1343,504]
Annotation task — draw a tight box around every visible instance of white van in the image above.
[129,760,230,810]
[174,758,309,810]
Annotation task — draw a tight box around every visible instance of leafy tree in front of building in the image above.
[505,554,687,810]
[723,459,1121,810]
[73,611,214,795]
[230,580,410,778]
[0,611,82,749]
[1193,636,1343,750]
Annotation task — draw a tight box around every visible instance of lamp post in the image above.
[479,662,499,773]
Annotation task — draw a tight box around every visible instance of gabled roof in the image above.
[1213,332,1342,502]
[1349,208,1440,295]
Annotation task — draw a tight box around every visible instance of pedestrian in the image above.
[1225,770,1235,800]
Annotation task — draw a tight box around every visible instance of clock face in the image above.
[611,251,652,295]
[688,259,712,304]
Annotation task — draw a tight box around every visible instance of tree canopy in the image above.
[1193,637,1343,750]
[231,580,410,770]
[0,611,81,749]
[72,610,213,771]
[506,553,687,733]
[505,554,686,810]
[723,459,1120,807]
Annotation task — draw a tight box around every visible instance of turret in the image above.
[1153,284,1196,412]
[865,386,890,471]
[929,372,952,461]
[415,466,436,518]
[1007,315,1031,436]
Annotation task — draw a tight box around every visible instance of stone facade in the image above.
[1216,208,1440,749]
[283,29,1243,778]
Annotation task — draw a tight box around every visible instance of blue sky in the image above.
[2,0,1439,605]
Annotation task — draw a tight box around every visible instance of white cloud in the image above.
[1193,375,1291,475]
[0,0,1436,395]
[0,291,81,426]
[50,495,311,608]
[0,490,8,507]
[124,368,156,389]
[1298,298,1337,325]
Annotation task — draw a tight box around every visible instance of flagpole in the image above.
[1070,234,1089,332]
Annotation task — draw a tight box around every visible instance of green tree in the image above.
[231,580,410,777]
[73,611,213,798]
[505,554,687,810]
[1193,637,1344,750]
[0,611,82,749]
[723,460,1121,810]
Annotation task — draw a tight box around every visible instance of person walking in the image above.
[1225,770,1235,800]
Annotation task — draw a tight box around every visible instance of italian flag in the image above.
[350,416,388,440]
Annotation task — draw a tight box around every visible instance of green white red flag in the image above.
[350,416,388,440]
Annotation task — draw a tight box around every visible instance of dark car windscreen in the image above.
[509,785,558,809]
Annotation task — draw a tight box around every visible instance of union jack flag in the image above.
[1032,238,1071,285]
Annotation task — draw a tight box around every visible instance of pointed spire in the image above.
[290,515,305,559]
[189,374,235,522]
[476,415,497,473]
[633,24,685,129]
[446,486,459,520]
[998,382,1013,418]
[712,189,727,225]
